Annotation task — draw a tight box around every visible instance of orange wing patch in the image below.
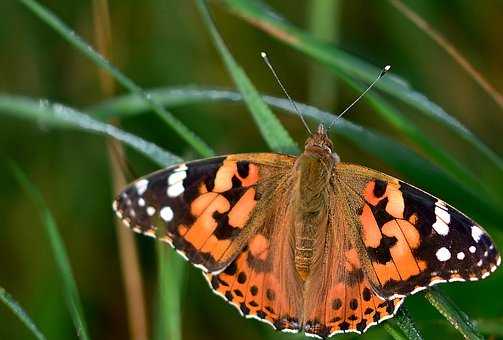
[303,247,404,337]
[112,154,294,273]
[205,233,302,332]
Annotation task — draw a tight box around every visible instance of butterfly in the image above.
[113,123,499,338]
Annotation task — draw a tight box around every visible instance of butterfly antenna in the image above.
[327,65,391,131]
[260,52,312,135]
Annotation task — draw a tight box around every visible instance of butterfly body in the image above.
[113,124,500,338]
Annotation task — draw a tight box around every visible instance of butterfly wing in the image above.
[205,177,304,333]
[335,163,501,299]
[113,153,295,273]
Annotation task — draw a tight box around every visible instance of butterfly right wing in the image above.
[113,153,295,273]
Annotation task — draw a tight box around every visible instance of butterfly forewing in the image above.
[335,163,501,299]
[113,153,295,272]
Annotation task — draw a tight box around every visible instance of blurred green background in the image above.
[0,0,502,339]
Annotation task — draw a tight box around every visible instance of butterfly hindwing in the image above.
[302,197,404,337]
[336,163,501,299]
[113,153,295,272]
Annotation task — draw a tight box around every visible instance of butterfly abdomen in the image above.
[293,149,335,280]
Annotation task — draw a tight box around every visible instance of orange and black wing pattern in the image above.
[299,182,405,338]
[336,163,500,299]
[113,153,294,273]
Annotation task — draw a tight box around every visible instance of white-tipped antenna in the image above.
[260,52,312,135]
[327,65,391,131]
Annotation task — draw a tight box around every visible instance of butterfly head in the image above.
[304,123,333,154]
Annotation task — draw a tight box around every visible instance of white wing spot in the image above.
[435,199,447,209]
[456,252,465,260]
[469,246,476,253]
[436,247,451,262]
[168,170,186,185]
[432,211,449,236]
[174,164,188,172]
[167,182,184,197]
[146,206,156,216]
[484,251,488,257]
[135,179,149,195]
[138,198,145,207]
[160,206,174,222]
[435,206,451,223]
[477,259,483,267]
[471,225,483,242]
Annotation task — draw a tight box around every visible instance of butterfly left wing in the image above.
[335,163,501,299]
[113,153,295,273]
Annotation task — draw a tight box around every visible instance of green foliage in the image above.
[0,286,46,340]
[10,163,90,340]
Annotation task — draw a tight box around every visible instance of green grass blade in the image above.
[383,323,408,340]
[10,163,91,340]
[390,308,424,340]
[0,95,181,167]
[218,0,503,173]
[195,0,299,154]
[154,243,185,340]
[307,0,341,107]
[424,288,483,340]
[90,86,503,228]
[0,286,46,340]
[17,0,214,157]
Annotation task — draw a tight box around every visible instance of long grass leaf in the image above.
[424,288,483,340]
[154,244,185,340]
[387,0,503,110]
[90,86,503,227]
[17,0,214,157]
[218,0,503,173]
[195,0,298,154]
[390,308,424,340]
[0,95,181,167]
[383,323,408,340]
[306,0,341,107]
[10,163,91,340]
[0,286,46,340]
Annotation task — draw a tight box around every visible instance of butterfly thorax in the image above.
[293,125,338,280]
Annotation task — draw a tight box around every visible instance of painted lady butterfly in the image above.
[113,124,500,338]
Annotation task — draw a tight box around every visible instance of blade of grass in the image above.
[155,243,185,340]
[307,0,341,107]
[91,1,149,339]
[387,0,503,110]
[17,0,214,157]
[90,86,503,228]
[382,323,408,340]
[424,287,483,340]
[0,286,46,340]
[195,0,299,154]
[390,307,424,340]
[0,95,181,167]
[218,0,503,173]
[10,162,91,340]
